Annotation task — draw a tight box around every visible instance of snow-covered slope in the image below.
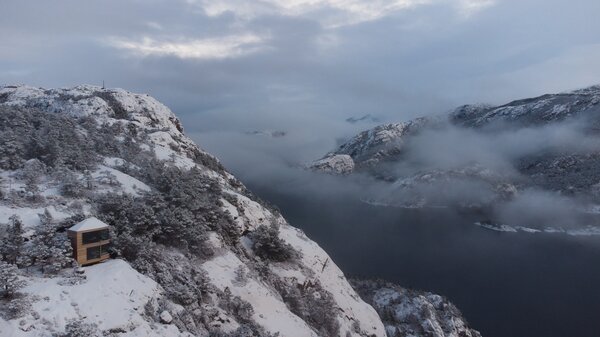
[0,85,218,176]
[0,259,188,337]
[309,154,355,175]
[0,84,393,337]
[450,85,600,128]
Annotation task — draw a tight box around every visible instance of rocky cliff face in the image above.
[0,85,479,336]
[351,280,481,337]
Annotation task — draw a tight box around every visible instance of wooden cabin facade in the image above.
[67,217,110,265]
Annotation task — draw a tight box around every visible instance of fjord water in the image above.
[250,183,600,337]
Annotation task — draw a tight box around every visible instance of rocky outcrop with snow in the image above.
[308,154,355,175]
[0,84,394,337]
[312,118,435,174]
[351,280,481,337]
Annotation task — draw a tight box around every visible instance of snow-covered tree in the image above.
[21,214,74,274]
[83,170,94,190]
[0,261,26,298]
[249,223,298,262]
[0,128,24,170]
[22,159,45,187]
[98,170,119,186]
[0,176,5,199]
[59,319,101,337]
[58,168,84,197]
[233,265,248,286]
[0,215,24,265]
[39,208,53,226]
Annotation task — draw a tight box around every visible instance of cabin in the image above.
[67,217,110,265]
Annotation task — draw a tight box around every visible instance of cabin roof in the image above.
[69,217,109,232]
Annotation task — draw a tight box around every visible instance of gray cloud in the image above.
[1,0,600,174]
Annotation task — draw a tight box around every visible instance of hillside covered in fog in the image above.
[312,85,600,234]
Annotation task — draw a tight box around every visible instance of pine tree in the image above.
[0,129,24,170]
[0,176,5,199]
[1,215,25,265]
[249,223,297,262]
[83,170,94,190]
[39,208,53,226]
[0,261,26,298]
[22,159,45,200]
[26,210,74,274]
[27,219,56,273]
[58,168,84,197]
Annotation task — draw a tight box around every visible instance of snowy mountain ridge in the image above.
[0,85,480,337]
[319,117,436,172]
[313,85,600,175]
[451,85,600,127]
[311,84,600,232]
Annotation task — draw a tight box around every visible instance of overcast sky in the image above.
[2,0,600,167]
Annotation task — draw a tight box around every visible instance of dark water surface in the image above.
[249,184,600,337]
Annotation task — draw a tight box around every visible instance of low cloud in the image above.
[106,34,268,60]
[493,189,588,229]
[195,0,438,28]
[457,0,496,17]
[197,111,600,231]
[403,117,596,174]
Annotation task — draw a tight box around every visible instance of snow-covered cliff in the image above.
[0,84,387,336]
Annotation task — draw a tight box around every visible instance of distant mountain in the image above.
[245,130,287,138]
[0,85,479,337]
[311,85,600,232]
[319,117,435,173]
[346,114,380,124]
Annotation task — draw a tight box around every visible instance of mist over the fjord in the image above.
[196,111,600,231]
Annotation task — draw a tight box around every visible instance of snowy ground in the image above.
[0,259,187,337]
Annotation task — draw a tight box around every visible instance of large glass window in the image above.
[87,246,101,260]
[86,244,110,260]
[82,229,109,244]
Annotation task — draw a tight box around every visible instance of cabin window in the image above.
[82,229,109,244]
[87,246,101,260]
[86,244,110,260]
